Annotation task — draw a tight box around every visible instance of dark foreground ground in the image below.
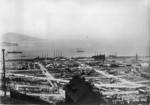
[0,96,149,105]
[0,96,52,105]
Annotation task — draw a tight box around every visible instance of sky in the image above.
[0,0,150,56]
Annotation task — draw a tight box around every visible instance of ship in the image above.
[7,51,22,54]
[77,48,84,53]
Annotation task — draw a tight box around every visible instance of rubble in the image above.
[4,56,150,104]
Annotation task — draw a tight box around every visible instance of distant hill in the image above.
[2,33,42,43]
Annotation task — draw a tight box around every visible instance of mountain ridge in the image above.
[2,33,43,42]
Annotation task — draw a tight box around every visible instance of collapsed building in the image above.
[63,75,104,105]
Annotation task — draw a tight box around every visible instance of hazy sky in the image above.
[0,0,150,56]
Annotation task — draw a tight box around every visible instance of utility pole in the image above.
[2,49,6,97]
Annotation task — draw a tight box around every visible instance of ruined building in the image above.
[63,75,104,105]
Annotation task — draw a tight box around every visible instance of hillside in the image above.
[2,33,42,43]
